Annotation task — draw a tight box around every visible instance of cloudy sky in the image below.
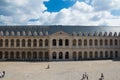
[0,0,120,26]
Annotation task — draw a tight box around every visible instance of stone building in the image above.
[0,25,120,61]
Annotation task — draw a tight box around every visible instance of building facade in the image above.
[0,25,120,61]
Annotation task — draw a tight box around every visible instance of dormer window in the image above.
[60,32,62,34]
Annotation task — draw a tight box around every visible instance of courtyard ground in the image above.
[0,60,120,80]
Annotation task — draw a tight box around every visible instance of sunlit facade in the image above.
[0,25,120,61]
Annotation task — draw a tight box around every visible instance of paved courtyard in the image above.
[0,60,120,80]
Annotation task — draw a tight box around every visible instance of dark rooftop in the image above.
[0,25,119,36]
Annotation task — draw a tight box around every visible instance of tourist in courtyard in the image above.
[0,71,5,78]
[101,73,104,79]
[46,64,50,69]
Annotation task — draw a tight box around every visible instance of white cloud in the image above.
[0,0,120,26]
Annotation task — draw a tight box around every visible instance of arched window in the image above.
[5,39,9,47]
[45,39,49,46]
[5,52,8,59]
[33,39,37,47]
[27,52,32,59]
[100,51,103,58]
[59,39,63,46]
[16,52,20,59]
[115,39,118,46]
[22,52,26,59]
[59,52,63,59]
[100,39,103,46]
[110,39,113,46]
[0,39,3,47]
[110,51,113,58]
[89,39,92,46]
[65,52,69,59]
[52,39,56,46]
[95,39,98,46]
[105,39,108,46]
[65,39,69,46]
[119,40,120,46]
[52,52,56,59]
[84,52,87,59]
[39,39,43,47]
[11,39,14,47]
[73,39,76,46]
[95,51,98,58]
[39,52,43,60]
[45,52,49,60]
[28,39,31,47]
[84,39,87,46]
[10,52,14,59]
[73,52,77,60]
[78,52,82,59]
[0,52,3,59]
[22,39,25,47]
[105,51,108,58]
[16,39,20,47]
[33,52,37,59]
[115,51,118,58]
[78,39,82,46]
[89,51,93,59]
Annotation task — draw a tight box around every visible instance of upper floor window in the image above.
[0,39,3,47]
[89,39,92,46]
[28,39,31,47]
[39,39,43,47]
[65,39,69,46]
[45,39,49,46]
[5,39,9,47]
[11,39,14,47]
[110,39,113,46]
[52,39,56,46]
[100,39,103,46]
[78,39,82,46]
[84,39,87,46]
[22,39,25,47]
[95,39,98,46]
[16,39,20,47]
[33,39,37,47]
[59,39,63,46]
[105,39,108,46]
[73,39,76,46]
[115,39,118,46]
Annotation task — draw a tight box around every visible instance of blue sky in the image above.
[0,0,120,26]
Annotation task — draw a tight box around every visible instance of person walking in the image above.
[101,73,104,79]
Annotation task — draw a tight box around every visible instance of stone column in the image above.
[25,39,27,48]
[37,39,39,48]
[69,51,73,60]
[63,52,65,60]
[14,39,16,48]
[62,39,66,48]
[57,40,59,48]
[43,39,45,48]
[20,39,22,48]
[2,51,4,60]
[31,39,33,48]
[49,51,52,61]
[56,52,59,60]
[9,39,11,48]
[3,39,5,48]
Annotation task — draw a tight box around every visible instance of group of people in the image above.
[0,71,5,78]
[81,72,88,80]
[80,72,104,80]
[99,73,104,80]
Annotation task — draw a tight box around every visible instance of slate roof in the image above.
[0,25,119,36]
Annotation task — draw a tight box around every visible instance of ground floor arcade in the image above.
[0,49,119,61]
